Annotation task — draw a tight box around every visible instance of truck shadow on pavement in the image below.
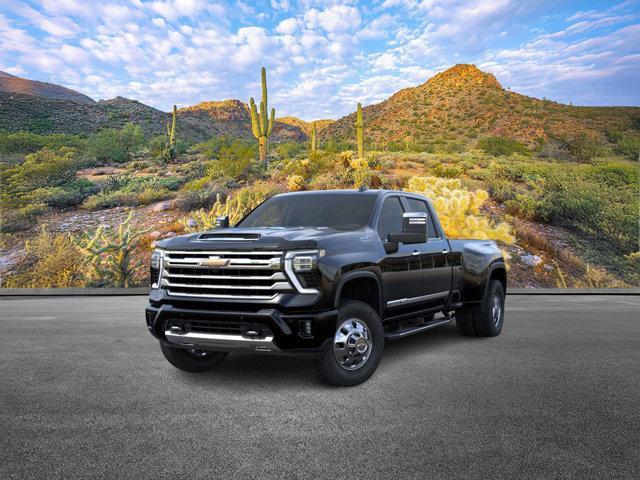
[169,323,472,389]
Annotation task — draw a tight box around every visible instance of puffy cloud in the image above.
[305,5,361,33]
[276,17,298,35]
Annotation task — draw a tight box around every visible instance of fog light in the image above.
[298,319,313,338]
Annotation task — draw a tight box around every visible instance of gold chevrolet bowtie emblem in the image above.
[198,257,230,268]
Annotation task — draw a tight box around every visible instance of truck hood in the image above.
[156,227,366,251]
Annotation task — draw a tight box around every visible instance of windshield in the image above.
[237,193,377,230]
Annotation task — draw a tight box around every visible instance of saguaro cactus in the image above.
[250,67,275,166]
[355,102,364,160]
[165,104,177,161]
[310,122,317,152]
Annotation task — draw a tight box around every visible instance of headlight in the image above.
[285,249,325,294]
[151,249,164,269]
[292,250,324,272]
[150,249,164,287]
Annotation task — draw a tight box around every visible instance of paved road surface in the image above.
[1,295,638,479]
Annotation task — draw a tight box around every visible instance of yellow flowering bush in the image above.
[405,176,514,244]
[287,174,305,191]
[186,183,279,231]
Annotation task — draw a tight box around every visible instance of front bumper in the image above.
[145,303,337,356]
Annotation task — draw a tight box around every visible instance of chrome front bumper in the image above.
[164,329,280,353]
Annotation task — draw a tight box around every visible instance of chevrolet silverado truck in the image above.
[145,189,506,386]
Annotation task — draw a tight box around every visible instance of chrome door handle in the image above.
[412,250,421,256]
[442,249,450,255]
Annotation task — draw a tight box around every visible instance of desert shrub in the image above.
[307,172,348,190]
[3,228,86,288]
[174,189,223,211]
[82,187,172,210]
[555,132,603,162]
[30,179,98,209]
[504,194,540,220]
[0,203,46,233]
[615,133,640,160]
[276,142,306,160]
[405,176,514,244]
[186,182,281,231]
[214,140,256,178]
[432,163,464,178]
[148,135,166,157]
[477,136,529,156]
[88,123,144,163]
[0,131,87,155]
[0,147,81,208]
[74,211,148,287]
[192,136,243,159]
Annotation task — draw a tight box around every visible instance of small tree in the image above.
[355,103,364,160]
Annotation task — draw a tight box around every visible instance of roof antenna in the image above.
[358,185,368,192]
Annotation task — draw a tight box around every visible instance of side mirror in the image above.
[388,212,427,244]
[215,215,230,228]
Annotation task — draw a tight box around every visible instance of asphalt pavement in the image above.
[1,295,638,479]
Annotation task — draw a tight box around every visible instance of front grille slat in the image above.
[161,250,290,300]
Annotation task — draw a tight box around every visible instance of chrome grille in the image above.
[160,250,291,300]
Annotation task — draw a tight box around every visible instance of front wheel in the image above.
[160,343,228,373]
[317,300,384,387]
[456,279,505,337]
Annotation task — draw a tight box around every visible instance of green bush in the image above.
[556,132,603,162]
[615,133,640,160]
[0,131,87,155]
[82,187,173,210]
[213,140,257,178]
[30,179,98,209]
[275,142,306,160]
[477,136,529,156]
[0,203,46,232]
[88,123,144,163]
[0,147,81,208]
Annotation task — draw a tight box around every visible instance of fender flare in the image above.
[332,270,383,315]
[483,260,507,300]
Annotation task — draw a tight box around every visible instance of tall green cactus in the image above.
[310,122,317,152]
[165,104,177,161]
[355,102,364,160]
[249,67,275,166]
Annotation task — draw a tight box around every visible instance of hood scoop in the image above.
[198,232,261,241]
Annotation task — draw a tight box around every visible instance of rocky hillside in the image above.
[0,71,94,104]
[0,73,306,143]
[277,116,334,135]
[321,64,640,147]
[179,100,306,142]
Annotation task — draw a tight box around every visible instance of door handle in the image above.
[442,249,450,255]
[412,250,421,256]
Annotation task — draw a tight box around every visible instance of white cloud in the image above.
[305,5,361,33]
[276,17,298,35]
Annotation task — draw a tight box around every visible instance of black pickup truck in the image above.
[145,189,506,386]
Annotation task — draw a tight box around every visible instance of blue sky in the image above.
[0,0,638,120]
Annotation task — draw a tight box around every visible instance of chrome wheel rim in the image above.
[333,318,372,371]
[492,294,502,327]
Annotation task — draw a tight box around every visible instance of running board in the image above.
[384,318,452,341]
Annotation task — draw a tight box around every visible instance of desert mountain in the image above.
[0,71,94,104]
[321,64,639,147]
[179,100,305,142]
[277,116,334,135]
[0,77,305,143]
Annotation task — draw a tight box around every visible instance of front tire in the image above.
[317,300,384,387]
[160,343,228,373]
[456,279,505,337]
